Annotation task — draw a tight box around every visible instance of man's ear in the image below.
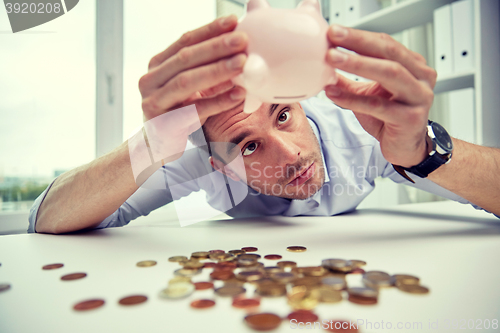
[209,156,241,182]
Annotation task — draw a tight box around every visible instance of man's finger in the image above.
[328,25,437,88]
[145,31,247,90]
[199,80,235,98]
[325,86,412,124]
[196,86,246,122]
[327,48,432,105]
[142,54,246,118]
[148,15,239,70]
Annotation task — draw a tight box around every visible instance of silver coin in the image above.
[347,287,379,298]
[174,268,202,277]
[321,277,346,290]
[159,282,195,299]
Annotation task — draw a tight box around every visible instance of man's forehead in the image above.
[205,102,275,139]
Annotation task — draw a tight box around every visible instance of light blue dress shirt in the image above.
[28,97,495,233]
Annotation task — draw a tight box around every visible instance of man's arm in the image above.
[35,141,143,234]
[323,25,500,216]
[427,139,500,215]
[35,15,248,234]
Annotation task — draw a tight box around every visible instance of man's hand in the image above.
[139,15,248,126]
[324,25,437,169]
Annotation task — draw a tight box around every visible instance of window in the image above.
[0,1,95,211]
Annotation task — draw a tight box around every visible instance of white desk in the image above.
[0,201,499,333]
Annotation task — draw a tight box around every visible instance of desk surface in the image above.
[0,201,499,333]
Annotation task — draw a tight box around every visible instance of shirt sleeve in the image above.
[27,147,209,233]
[370,143,500,219]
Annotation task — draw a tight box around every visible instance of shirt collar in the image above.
[307,117,330,184]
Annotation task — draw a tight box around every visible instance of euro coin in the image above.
[42,263,64,270]
[270,272,297,284]
[73,299,105,311]
[349,260,366,267]
[286,246,307,252]
[232,298,260,309]
[277,261,297,268]
[174,268,202,277]
[159,282,195,299]
[287,310,319,323]
[193,281,214,290]
[241,247,258,252]
[240,254,261,260]
[210,270,235,281]
[136,260,156,267]
[317,286,343,303]
[168,256,188,262]
[215,285,246,297]
[228,249,245,256]
[256,282,287,297]
[118,295,148,305]
[61,273,87,281]
[287,285,320,310]
[190,299,215,309]
[191,251,210,259]
[244,313,281,331]
[321,277,346,290]
[363,271,393,288]
[347,287,378,298]
[396,284,429,294]
[0,283,11,293]
[237,270,264,282]
[264,254,282,260]
[392,274,420,285]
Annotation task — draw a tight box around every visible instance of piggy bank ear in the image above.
[247,0,270,12]
[297,0,321,14]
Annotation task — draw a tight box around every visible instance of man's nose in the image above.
[270,133,300,166]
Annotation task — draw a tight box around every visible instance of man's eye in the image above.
[243,142,258,156]
[278,110,290,124]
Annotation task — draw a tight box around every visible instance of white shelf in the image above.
[350,0,453,34]
[434,71,475,95]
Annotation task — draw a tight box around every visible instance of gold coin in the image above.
[363,271,393,288]
[218,253,236,262]
[174,268,202,277]
[228,250,245,256]
[209,252,227,260]
[159,282,195,299]
[349,259,367,267]
[168,256,188,262]
[214,285,246,297]
[287,246,307,252]
[182,260,204,269]
[270,272,297,284]
[136,260,157,267]
[263,266,283,275]
[321,277,346,290]
[292,277,322,288]
[168,276,191,284]
[287,285,320,310]
[397,284,429,294]
[237,270,264,282]
[277,261,297,268]
[321,258,355,272]
[347,287,379,298]
[393,274,420,285]
[295,266,327,277]
[316,286,343,303]
[191,251,210,259]
[256,282,287,297]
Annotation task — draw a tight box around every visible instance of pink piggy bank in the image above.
[232,0,337,113]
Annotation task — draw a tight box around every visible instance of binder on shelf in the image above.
[329,0,346,26]
[451,0,475,73]
[344,0,380,24]
[448,88,475,144]
[433,4,454,77]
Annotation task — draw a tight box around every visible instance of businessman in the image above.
[30,15,500,234]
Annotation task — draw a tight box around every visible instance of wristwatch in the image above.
[393,120,453,183]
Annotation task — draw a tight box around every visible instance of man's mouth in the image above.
[286,162,315,187]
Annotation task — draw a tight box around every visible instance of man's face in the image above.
[205,102,325,200]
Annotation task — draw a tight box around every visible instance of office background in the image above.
[0,0,498,234]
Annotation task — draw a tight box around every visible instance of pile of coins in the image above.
[0,246,429,332]
[157,246,429,331]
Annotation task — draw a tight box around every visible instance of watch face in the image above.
[431,122,453,153]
